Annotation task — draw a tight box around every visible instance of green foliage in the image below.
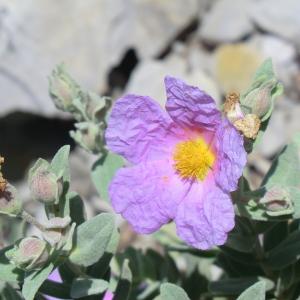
[22,262,54,300]
[237,281,266,300]
[0,246,24,283]
[155,283,190,300]
[237,134,300,221]
[71,278,109,298]
[69,213,119,267]
[92,152,124,202]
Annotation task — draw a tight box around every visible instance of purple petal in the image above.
[109,160,189,233]
[104,291,114,300]
[44,269,63,300]
[165,76,221,131]
[106,94,183,164]
[214,118,247,192]
[175,183,235,249]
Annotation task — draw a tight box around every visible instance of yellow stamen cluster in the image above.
[173,138,215,181]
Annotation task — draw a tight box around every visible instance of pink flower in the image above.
[106,76,246,249]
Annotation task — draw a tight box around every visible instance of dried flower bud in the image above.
[233,114,261,139]
[260,186,293,216]
[5,237,49,271]
[224,92,244,123]
[49,64,81,112]
[0,183,22,216]
[29,168,62,205]
[241,79,277,118]
[70,122,103,154]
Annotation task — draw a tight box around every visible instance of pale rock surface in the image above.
[199,0,254,43]
[247,35,298,100]
[126,56,221,108]
[251,0,300,51]
[257,100,300,157]
[0,0,199,117]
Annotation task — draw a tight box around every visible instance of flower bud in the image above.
[260,186,293,216]
[70,122,103,154]
[49,64,81,112]
[84,92,111,123]
[5,237,49,270]
[29,166,62,205]
[0,183,22,216]
[241,79,277,119]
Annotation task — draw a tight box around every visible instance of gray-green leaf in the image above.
[0,246,24,283]
[155,283,190,300]
[69,213,119,267]
[22,262,54,300]
[91,152,123,202]
[71,278,108,298]
[237,281,265,300]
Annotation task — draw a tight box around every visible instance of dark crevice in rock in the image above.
[157,18,199,59]
[107,48,138,94]
[0,112,75,181]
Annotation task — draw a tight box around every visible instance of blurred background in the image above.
[0,0,300,246]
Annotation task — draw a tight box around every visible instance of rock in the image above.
[213,43,262,94]
[125,49,221,108]
[108,0,200,61]
[247,35,298,101]
[199,0,254,44]
[257,100,300,157]
[251,0,300,51]
[0,0,200,117]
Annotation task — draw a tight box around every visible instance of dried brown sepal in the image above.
[0,156,7,192]
[234,114,261,139]
[224,92,240,113]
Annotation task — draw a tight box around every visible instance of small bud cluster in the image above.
[49,65,111,154]
[224,59,282,142]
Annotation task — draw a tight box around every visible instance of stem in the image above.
[20,210,46,232]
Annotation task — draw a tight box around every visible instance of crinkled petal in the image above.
[214,118,247,192]
[106,94,183,164]
[109,160,189,234]
[165,76,221,131]
[175,183,234,249]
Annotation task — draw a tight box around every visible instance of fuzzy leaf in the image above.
[155,283,190,300]
[0,246,24,283]
[209,277,272,296]
[50,145,70,181]
[22,262,54,300]
[237,281,265,300]
[71,278,108,298]
[237,134,300,221]
[69,213,118,267]
[91,152,123,202]
[265,230,300,270]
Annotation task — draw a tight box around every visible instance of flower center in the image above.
[173,138,215,181]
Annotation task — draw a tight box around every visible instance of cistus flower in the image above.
[106,77,247,249]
